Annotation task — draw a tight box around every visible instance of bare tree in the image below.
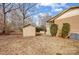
[0,3,19,34]
[0,3,36,34]
[7,3,36,32]
[18,3,36,27]
[38,13,51,27]
[10,10,24,31]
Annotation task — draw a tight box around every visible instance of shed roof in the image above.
[23,24,35,28]
[47,6,79,22]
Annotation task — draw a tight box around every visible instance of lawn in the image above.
[0,35,79,55]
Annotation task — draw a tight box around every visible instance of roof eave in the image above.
[47,6,79,22]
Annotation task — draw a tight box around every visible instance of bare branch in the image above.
[5,3,11,8]
[25,4,36,12]
[25,15,31,19]
[5,7,19,14]
[19,4,36,16]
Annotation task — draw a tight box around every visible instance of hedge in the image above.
[61,23,70,38]
[50,23,58,36]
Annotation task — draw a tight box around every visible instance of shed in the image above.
[23,24,36,37]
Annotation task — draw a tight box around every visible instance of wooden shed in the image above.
[23,24,36,37]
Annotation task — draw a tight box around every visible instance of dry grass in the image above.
[0,35,79,55]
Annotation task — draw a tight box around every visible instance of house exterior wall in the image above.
[46,23,51,35]
[46,8,79,39]
[23,26,36,37]
[55,15,79,37]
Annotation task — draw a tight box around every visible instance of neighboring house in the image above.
[23,24,36,37]
[46,6,79,39]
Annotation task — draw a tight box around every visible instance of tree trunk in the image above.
[2,3,6,34]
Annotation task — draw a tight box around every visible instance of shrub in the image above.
[50,23,58,36]
[36,26,46,32]
[61,23,70,38]
[36,27,41,32]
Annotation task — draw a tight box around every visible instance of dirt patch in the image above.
[0,35,79,55]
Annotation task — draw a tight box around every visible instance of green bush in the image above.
[50,23,58,36]
[36,26,46,32]
[36,27,41,32]
[61,23,70,38]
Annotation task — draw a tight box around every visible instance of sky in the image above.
[32,3,79,25]
[33,3,79,16]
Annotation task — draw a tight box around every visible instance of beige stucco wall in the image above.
[55,15,79,36]
[46,8,79,36]
[23,26,36,37]
[46,23,51,35]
